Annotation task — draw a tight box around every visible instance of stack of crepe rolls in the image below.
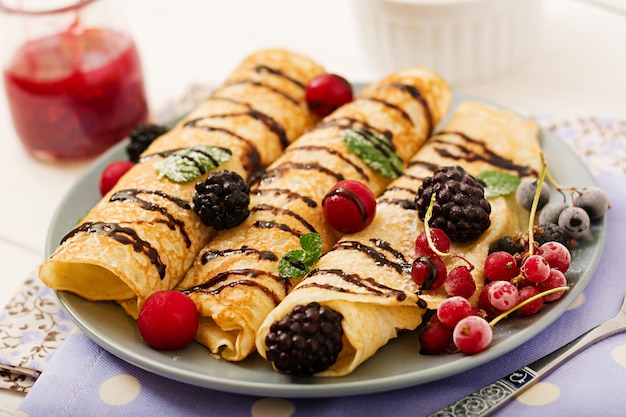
[39,49,326,318]
[256,101,543,377]
[176,67,453,361]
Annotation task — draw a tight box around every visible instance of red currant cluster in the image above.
[480,241,570,318]
[416,226,571,356]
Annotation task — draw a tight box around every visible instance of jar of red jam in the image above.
[1,0,148,162]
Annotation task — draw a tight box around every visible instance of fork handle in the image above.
[427,325,611,417]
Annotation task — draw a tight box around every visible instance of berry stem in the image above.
[527,164,548,257]
[488,286,570,327]
[424,193,449,258]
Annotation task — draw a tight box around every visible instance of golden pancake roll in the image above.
[256,101,543,376]
[39,49,326,316]
[177,66,453,361]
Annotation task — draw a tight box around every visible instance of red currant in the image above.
[419,316,453,354]
[522,254,551,283]
[484,251,519,281]
[137,290,199,350]
[411,255,447,290]
[322,180,376,234]
[437,296,472,328]
[538,241,571,273]
[487,281,519,311]
[478,281,501,319]
[414,228,451,258]
[539,268,568,302]
[453,315,493,355]
[444,265,476,299]
[516,285,543,315]
[99,160,134,196]
[305,73,353,117]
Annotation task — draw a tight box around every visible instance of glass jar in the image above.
[1,0,148,162]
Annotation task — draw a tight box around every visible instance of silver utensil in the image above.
[429,294,626,417]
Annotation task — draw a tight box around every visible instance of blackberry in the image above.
[415,166,491,242]
[193,170,250,229]
[265,302,343,376]
[126,124,169,162]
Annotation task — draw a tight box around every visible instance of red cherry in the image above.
[99,160,134,196]
[137,290,199,350]
[305,73,353,117]
[322,180,376,234]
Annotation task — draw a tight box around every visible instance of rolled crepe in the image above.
[256,101,543,376]
[39,49,326,317]
[176,67,453,361]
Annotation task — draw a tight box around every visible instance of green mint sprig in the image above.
[278,232,322,279]
[154,146,231,183]
[476,170,521,199]
[340,128,402,179]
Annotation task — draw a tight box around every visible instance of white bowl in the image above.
[352,0,543,85]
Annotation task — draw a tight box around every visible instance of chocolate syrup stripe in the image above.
[61,222,166,280]
[284,145,370,182]
[299,268,408,302]
[60,188,199,280]
[434,130,537,177]
[250,189,318,208]
[182,268,289,306]
[201,246,278,265]
[252,204,318,234]
[362,82,434,134]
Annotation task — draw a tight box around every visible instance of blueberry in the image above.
[538,201,569,225]
[515,178,550,211]
[558,206,590,238]
[574,186,609,220]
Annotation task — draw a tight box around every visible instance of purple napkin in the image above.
[18,116,626,416]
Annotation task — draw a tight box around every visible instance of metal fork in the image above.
[429,294,626,417]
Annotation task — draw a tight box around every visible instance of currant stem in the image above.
[527,164,548,257]
[488,286,570,327]
[424,193,449,258]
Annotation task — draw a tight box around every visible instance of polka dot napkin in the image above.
[5,107,626,415]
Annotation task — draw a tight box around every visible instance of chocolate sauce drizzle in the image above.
[332,240,412,276]
[109,189,193,247]
[300,268,407,302]
[61,222,166,279]
[201,246,277,265]
[250,189,318,208]
[184,96,288,149]
[222,80,299,106]
[253,221,303,238]
[435,131,537,177]
[258,162,345,185]
[285,145,370,181]
[253,65,306,89]
[183,268,287,305]
[317,117,393,141]
[252,204,318,234]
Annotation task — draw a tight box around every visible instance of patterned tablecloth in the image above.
[2,105,625,416]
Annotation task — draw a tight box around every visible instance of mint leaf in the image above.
[300,232,322,265]
[278,232,323,279]
[154,146,231,182]
[278,249,309,279]
[340,128,402,179]
[476,170,521,199]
